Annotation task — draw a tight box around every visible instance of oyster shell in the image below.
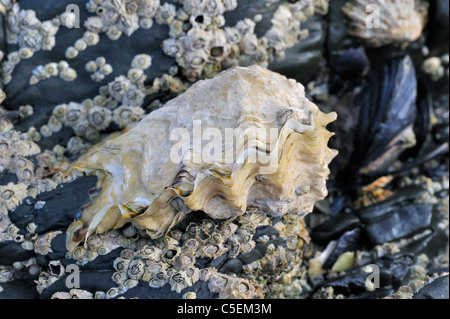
[343,0,428,47]
[66,65,337,251]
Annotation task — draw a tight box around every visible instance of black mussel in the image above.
[336,55,418,184]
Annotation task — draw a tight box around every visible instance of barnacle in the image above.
[342,0,428,47]
[34,231,63,255]
[155,3,176,25]
[0,182,28,213]
[59,67,77,82]
[0,213,11,234]
[208,272,263,298]
[12,140,40,157]
[87,106,112,131]
[65,66,337,251]
[131,54,152,70]
[8,156,35,183]
[52,289,94,299]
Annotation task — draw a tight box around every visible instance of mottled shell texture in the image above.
[66,65,337,251]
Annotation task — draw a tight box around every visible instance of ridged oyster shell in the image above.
[66,65,337,251]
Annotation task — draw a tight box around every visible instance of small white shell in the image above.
[65,46,79,59]
[60,68,77,82]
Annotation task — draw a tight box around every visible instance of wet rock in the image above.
[413,275,449,299]
[319,253,414,298]
[310,212,361,244]
[0,280,39,299]
[218,258,243,275]
[0,241,35,265]
[364,203,432,246]
[323,228,363,269]
[9,176,97,234]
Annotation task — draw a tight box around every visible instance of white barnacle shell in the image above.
[127,68,144,83]
[106,25,122,40]
[52,104,68,118]
[87,106,112,131]
[74,39,88,51]
[96,56,106,67]
[18,104,34,118]
[204,0,225,17]
[65,66,337,251]
[162,38,184,58]
[342,0,428,47]
[139,17,153,29]
[131,54,152,70]
[47,115,63,133]
[91,72,105,82]
[99,64,113,76]
[40,124,53,138]
[0,182,29,213]
[108,75,131,101]
[60,11,77,28]
[155,2,176,25]
[12,140,40,157]
[121,86,145,107]
[208,29,230,63]
[112,105,145,128]
[44,62,59,77]
[222,0,238,11]
[0,89,6,104]
[0,212,12,234]
[83,31,100,46]
[60,68,77,81]
[86,0,99,13]
[40,20,59,37]
[85,16,106,33]
[236,18,256,36]
[85,60,98,73]
[58,60,70,70]
[65,46,78,59]
[116,12,140,36]
[18,47,33,59]
[138,0,160,18]
[34,231,63,255]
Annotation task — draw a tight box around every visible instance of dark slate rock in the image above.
[0,280,39,299]
[0,241,35,266]
[413,275,449,299]
[364,203,432,245]
[253,225,280,242]
[356,185,427,222]
[31,176,97,234]
[310,212,361,244]
[323,228,363,269]
[208,253,228,269]
[319,253,414,297]
[238,249,263,265]
[219,258,243,275]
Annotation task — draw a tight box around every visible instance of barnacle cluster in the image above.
[1,2,60,84]
[59,206,309,299]
[86,57,114,83]
[163,0,328,81]
[29,61,77,85]
[65,31,100,60]
[84,0,162,38]
[342,0,429,48]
